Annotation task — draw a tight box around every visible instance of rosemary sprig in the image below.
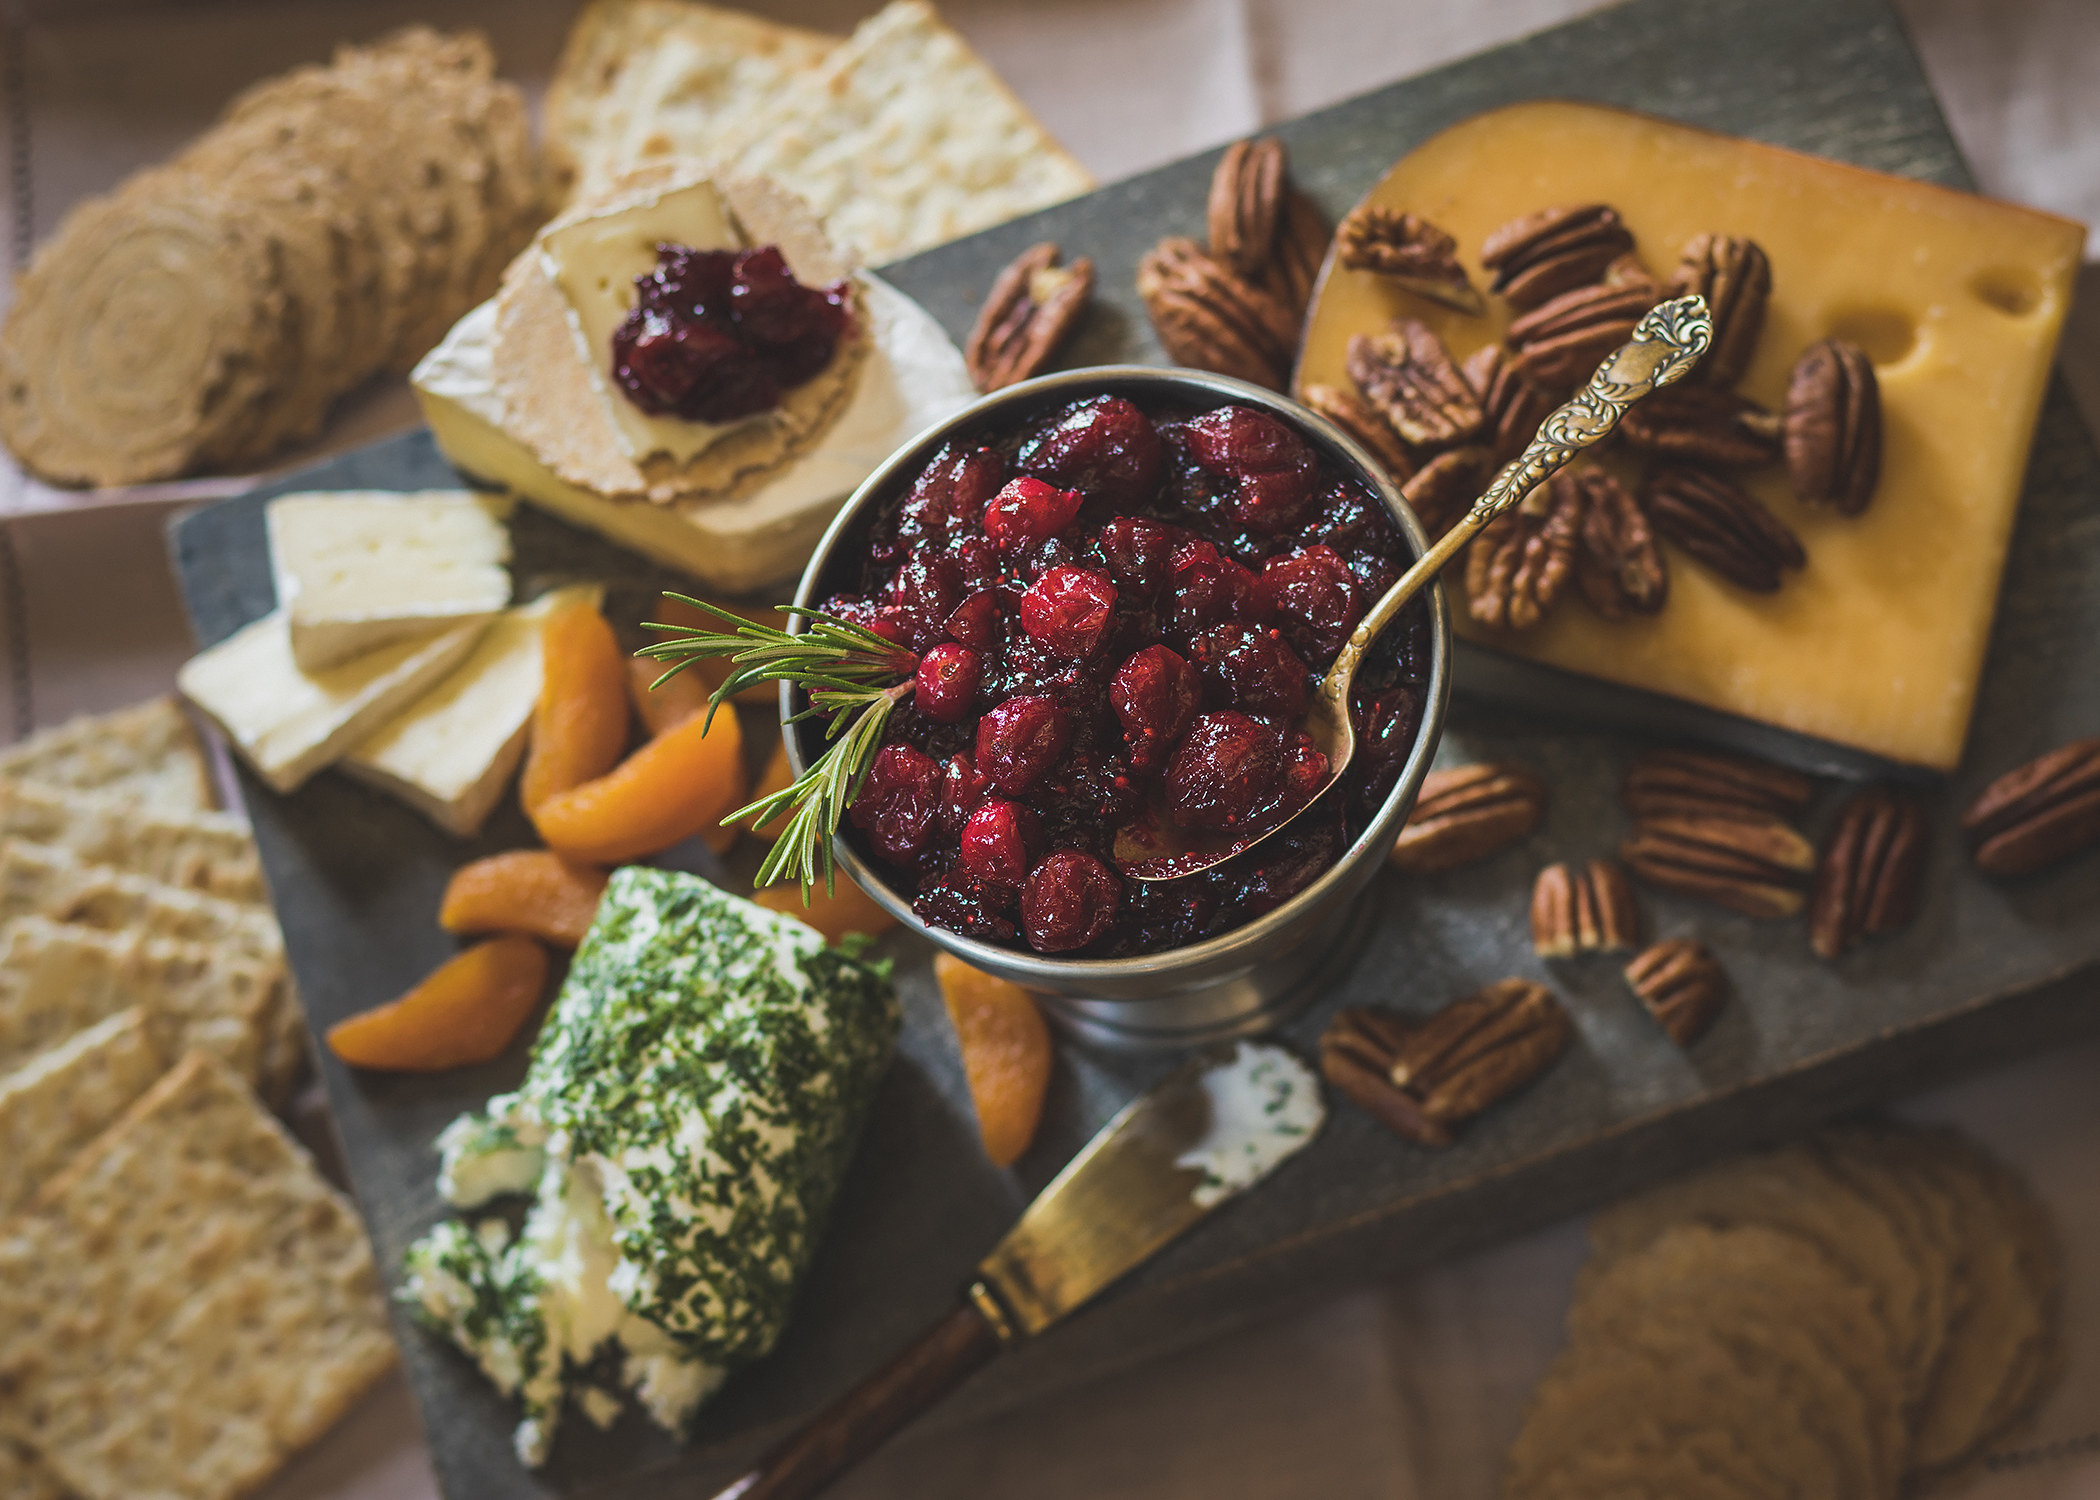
[636,594,916,900]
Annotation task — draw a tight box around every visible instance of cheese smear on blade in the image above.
[1173,1042,1325,1208]
[411,272,975,592]
[402,869,899,1467]
[177,612,486,794]
[1295,101,2087,771]
[342,585,600,837]
[265,490,513,673]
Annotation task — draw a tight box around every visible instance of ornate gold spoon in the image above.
[1119,293,1714,881]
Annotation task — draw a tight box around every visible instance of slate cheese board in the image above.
[168,0,2100,1493]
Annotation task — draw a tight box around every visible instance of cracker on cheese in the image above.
[0,1052,396,1500]
[721,0,1095,263]
[546,0,838,202]
[0,698,214,816]
[0,778,262,904]
[0,1008,164,1218]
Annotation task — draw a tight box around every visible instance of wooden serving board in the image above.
[169,0,2100,1494]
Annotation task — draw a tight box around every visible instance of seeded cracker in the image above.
[0,780,262,905]
[721,0,1094,263]
[0,698,214,816]
[0,1009,164,1219]
[0,841,280,962]
[0,1439,66,1500]
[0,1052,396,1500]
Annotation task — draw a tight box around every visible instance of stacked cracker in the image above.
[1507,1124,2062,1499]
[546,0,1094,263]
[0,28,542,489]
[0,700,394,1500]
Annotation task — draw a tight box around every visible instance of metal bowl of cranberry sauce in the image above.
[787,366,1450,1049]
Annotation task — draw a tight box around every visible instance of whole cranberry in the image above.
[915,644,982,723]
[976,695,1073,794]
[1020,850,1123,953]
[1188,627,1310,720]
[915,874,1018,942]
[1097,515,1179,598]
[888,548,965,623]
[1303,480,1403,559]
[984,476,1083,552]
[1279,728,1331,807]
[944,590,1004,651]
[1110,645,1200,769]
[1020,567,1118,659]
[1164,712,1286,830]
[1017,396,1165,510]
[959,800,1044,886]
[849,744,941,859]
[1167,540,1260,641]
[1180,406,1319,534]
[886,444,1006,558]
[937,753,992,835]
[1256,545,1364,660]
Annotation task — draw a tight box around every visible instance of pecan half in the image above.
[1267,188,1332,318]
[1623,747,1815,822]
[1462,345,1557,465]
[1207,138,1287,285]
[1465,472,1584,630]
[1962,736,2100,876]
[1785,338,1882,515]
[1810,784,1928,959]
[1346,318,1484,450]
[1321,979,1572,1147]
[1390,762,1546,873]
[1335,206,1483,314]
[1137,237,1298,390]
[1400,445,1493,539]
[1625,938,1728,1045]
[1572,467,1667,621]
[1616,385,1783,468]
[1667,234,1771,388]
[1480,204,1635,310]
[1531,858,1641,957]
[964,242,1096,393]
[1302,383,1415,481]
[1621,811,1815,917]
[1506,281,1659,391]
[1646,466,1805,592]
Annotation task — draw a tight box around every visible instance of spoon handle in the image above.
[1322,293,1715,701]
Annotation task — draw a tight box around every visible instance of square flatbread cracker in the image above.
[0,841,280,963]
[0,780,261,905]
[0,699,213,816]
[0,1008,164,1218]
[546,0,838,202]
[721,0,1094,263]
[0,1052,396,1500]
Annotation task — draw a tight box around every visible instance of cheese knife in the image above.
[707,1039,1326,1500]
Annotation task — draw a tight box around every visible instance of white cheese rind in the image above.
[265,490,513,673]
[412,272,975,592]
[177,612,487,794]
[342,585,600,837]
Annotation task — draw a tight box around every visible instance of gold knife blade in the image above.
[973,1039,1325,1339]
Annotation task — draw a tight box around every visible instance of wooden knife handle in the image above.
[708,1299,1003,1500]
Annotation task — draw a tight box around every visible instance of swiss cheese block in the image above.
[343,584,602,837]
[178,611,487,793]
[266,489,513,672]
[1295,101,2086,771]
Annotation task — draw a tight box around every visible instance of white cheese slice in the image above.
[540,178,754,466]
[177,611,487,795]
[412,272,975,593]
[266,489,514,673]
[341,584,601,837]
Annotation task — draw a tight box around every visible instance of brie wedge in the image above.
[412,271,974,593]
[177,612,487,795]
[342,585,600,837]
[266,490,513,673]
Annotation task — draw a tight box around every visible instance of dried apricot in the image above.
[520,598,629,812]
[439,850,610,948]
[738,735,796,840]
[327,935,548,1071]
[627,656,713,737]
[755,872,898,944]
[649,595,779,706]
[532,701,746,862]
[935,952,1053,1168]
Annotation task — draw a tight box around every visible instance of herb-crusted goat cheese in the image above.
[401,868,898,1465]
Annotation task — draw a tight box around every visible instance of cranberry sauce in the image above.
[824,394,1432,958]
[611,244,852,424]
